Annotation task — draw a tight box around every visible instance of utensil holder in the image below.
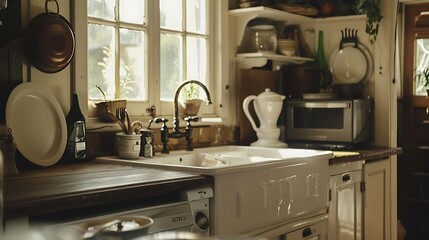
[0,143,19,176]
[116,133,142,159]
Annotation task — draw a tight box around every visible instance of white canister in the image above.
[116,133,142,159]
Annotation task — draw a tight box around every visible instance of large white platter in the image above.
[6,82,67,166]
[329,43,373,85]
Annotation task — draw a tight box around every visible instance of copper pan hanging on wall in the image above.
[25,0,75,73]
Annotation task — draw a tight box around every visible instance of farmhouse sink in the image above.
[96,145,333,234]
[96,145,332,175]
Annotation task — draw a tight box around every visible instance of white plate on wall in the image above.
[329,43,373,85]
[6,82,67,166]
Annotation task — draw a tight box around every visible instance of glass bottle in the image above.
[315,30,332,89]
[64,93,87,162]
[250,24,277,53]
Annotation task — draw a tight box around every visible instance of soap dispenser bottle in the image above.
[144,136,153,158]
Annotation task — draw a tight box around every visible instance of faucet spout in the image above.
[171,80,212,148]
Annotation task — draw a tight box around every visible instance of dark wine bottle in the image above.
[64,93,87,162]
[315,30,332,90]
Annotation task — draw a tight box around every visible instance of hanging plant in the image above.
[360,0,383,44]
[416,68,429,96]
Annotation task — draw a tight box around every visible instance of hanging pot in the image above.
[25,0,75,73]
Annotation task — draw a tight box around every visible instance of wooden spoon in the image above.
[105,111,127,133]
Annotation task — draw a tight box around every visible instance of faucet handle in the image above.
[184,116,198,151]
[154,117,169,124]
[151,117,170,154]
[148,117,169,129]
[184,116,199,123]
[148,119,154,129]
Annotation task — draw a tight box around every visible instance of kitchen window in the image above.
[86,0,214,117]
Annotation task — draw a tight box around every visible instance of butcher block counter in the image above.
[3,146,400,222]
[3,161,214,220]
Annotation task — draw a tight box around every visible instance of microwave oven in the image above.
[283,98,373,149]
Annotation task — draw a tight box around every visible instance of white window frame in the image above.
[73,0,231,129]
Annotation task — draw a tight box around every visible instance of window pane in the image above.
[187,36,207,87]
[120,0,145,24]
[415,38,429,96]
[186,0,206,34]
[119,28,146,100]
[87,0,115,20]
[88,24,116,100]
[160,33,183,101]
[160,0,182,31]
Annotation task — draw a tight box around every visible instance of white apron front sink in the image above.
[96,145,333,235]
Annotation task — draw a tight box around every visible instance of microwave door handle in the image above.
[291,102,351,109]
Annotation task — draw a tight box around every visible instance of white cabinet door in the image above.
[364,159,391,240]
[328,170,363,240]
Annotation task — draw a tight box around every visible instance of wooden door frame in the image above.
[403,2,429,143]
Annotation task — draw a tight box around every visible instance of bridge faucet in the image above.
[170,80,212,150]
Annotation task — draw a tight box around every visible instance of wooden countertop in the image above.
[3,162,213,220]
[330,147,402,165]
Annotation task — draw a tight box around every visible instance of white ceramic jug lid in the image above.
[257,88,285,101]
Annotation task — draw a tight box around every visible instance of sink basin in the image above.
[96,145,332,175]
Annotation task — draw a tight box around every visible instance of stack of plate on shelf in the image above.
[277,39,297,56]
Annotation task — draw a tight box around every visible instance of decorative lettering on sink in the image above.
[285,175,297,215]
[306,173,320,198]
[259,175,297,216]
[259,180,275,209]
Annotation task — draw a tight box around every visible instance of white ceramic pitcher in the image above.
[242,88,285,131]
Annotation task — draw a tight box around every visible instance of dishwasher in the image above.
[38,187,213,238]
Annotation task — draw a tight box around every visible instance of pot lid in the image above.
[257,88,285,101]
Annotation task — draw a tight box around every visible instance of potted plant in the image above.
[92,85,127,123]
[418,68,429,96]
[359,0,383,45]
[179,83,203,116]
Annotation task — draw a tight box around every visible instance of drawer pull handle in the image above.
[302,227,312,237]
[342,174,351,182]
